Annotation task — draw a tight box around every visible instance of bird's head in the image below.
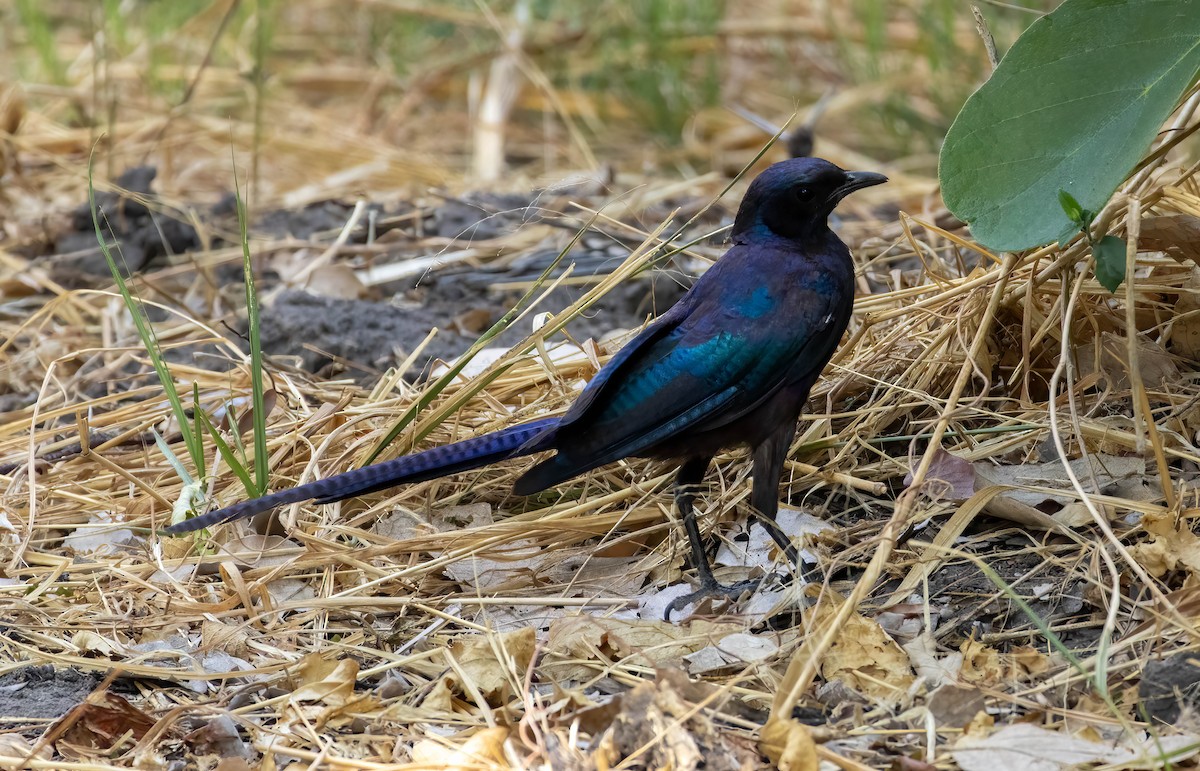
[732,157,887,242]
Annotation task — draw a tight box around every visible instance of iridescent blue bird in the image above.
[165,158,886,617]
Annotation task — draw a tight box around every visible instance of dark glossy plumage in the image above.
[165,158,886,617]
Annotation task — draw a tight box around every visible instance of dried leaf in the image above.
[810,601,914,702]
[1077,331,1179,390]
[973,453,1147,522]
[959,639,1005,686]
[1141,214,1200,265]
[714,507,831,569]
[418,677,457,714]
[54,692,155,752]
[1172,267,1200,359]
[184,715,251,759]
[446,626,536,703]
[63,512,135,556]
[597,669,747,771]
[0,733,50,761]
[442,537,555,591]
[759,716,818,771]
[953,723,1200,771]
[927,684,986,728]
[685,632,779,675]
[1009,646,1052,678]
[411,726,510,769]
[201,620,251,659]
[905,447,976,501]
[0,81,24,136]
[291,655,358,707]
[266,577,317,608]
[304,264,368,299]
[543,617,740,684]
[451,307,494,335]
[71,631,124,656]
[1131,512,1200,577]
[217,534,303,570]
[902,631,961,687]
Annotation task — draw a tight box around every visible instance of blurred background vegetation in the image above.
[2,0,1056,206]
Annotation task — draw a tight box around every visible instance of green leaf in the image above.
[1093,235,1127,293]
[1058,189,1085,226]
[940,0,1200,251]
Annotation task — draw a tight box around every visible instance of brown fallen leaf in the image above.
[958,639,1005,686]
[201,619,251,659]
[1171,267,1200,360]
[284,654,381,731]
[542,617,741,684]
[0,734,50,763]
[184,715,251,760]
[291,654,358,708]
[1077,331,1180,391]
[759,716,818,771]
[927,684,987,728]
[902,631,962,687]
[1141,214,1200,266]
[596,668,749,771]
[44,690,155,759]
[952,723,1200,771]
[216,534,304,571]
[957,640,1048,687]
[972,453,1149,531]
[1131,512,1200,578]
[451,307,495,335]
[446,626,536,705]
[0,81,24,136]
[410,725,510,769]
[808,599,914,703]
[905,446,975,502]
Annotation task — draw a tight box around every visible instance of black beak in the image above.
[834,170,888,200]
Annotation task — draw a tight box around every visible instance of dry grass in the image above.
[3,1,1200,769]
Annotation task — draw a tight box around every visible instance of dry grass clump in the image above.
[2,139,1200,766]
[3,1,1200,768]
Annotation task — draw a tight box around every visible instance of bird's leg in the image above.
[664,455,761,620]
[750,422,800,569]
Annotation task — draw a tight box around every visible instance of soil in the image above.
[0,667,99,721]
[1139,652,1200,724]
[28,165,695,382]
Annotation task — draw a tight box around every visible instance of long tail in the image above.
[163,417,560,534]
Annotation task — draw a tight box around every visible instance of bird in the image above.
[164,157,886,619]
[730,89,835,161]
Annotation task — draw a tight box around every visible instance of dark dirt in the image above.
[42,166,201,284]
[28,166,702,383]
[261,273,687,380]
[1139,651,1200,724]
[0,666,99,722]
[921,542,1091,650]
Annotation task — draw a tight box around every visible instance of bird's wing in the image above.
[555,299,693,426]
[552,284,839,467]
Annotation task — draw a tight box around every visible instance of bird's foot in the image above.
[663,576,762,621]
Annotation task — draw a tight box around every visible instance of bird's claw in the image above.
[663,577,762,621]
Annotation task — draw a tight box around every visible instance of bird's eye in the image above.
[795,186,815,202]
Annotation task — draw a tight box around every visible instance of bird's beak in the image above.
[834,171,888,200]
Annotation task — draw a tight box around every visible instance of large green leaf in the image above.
[940,0,1200,252]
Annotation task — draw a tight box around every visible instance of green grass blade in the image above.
[197,408,258,498]
[191,382,206,481]
[88,149,204,472]
[232,159,269,495]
